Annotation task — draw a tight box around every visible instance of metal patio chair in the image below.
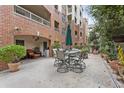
[69,52,86,73]
[56,50,69,73]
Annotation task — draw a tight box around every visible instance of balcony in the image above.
[14,5,50,27]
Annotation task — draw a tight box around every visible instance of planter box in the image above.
[0,61,8,71]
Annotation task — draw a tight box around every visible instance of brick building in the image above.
[0,5,88,56]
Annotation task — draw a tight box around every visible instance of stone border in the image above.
[102,59,120,88]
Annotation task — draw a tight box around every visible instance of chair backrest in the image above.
[56,50,65,60]
[53,49,57,56]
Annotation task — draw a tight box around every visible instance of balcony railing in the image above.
[54,27,59,31]
[14,5,50,27]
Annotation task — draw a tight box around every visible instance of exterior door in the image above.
[43,42,47,51]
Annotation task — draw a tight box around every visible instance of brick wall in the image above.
[0,6,14,47]
[0,62,8,71]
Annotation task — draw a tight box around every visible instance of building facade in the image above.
[66,5,88,46]
[0,5,88,56]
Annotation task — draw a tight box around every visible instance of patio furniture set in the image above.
[53,48,86,73]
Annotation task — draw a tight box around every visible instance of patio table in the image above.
[65,49,81,64]
[56,49,85,73]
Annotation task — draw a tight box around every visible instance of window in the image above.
[80,32,82,37]
[80,11,82,17]
[62,28,66,35]
[62,14,66,23]
[54,5,58,10]
[0,36,2,44]
[75,43,77,45]
[54,21,59,31]
[75,31,77,36]
[68,5,72,13]
[75,17,77,24]
[54,5,59,14]
[80,21,81,26]
[75,6,77,13]
[62,5,66,10]
[16,40,24,46]
[68,15,72,23]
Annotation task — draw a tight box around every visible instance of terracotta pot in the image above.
[109,61,119,72]
[118,64,124,80]
[8,62,21,72]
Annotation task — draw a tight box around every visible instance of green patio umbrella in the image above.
[66,24,72,48]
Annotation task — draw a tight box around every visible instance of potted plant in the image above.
[0,44,26,72]
[81,46,89,59]
[52,41,61,49]
[117,46,124,80]
[108,53,119,73]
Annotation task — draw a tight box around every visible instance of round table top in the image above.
[65,49,81,54]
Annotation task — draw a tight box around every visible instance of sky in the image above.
[82,5,94,25]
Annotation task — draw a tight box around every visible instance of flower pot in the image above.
[8,62,21,72]
[109,61,119,72]
[118,64,124,81]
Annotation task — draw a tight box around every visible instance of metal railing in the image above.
[14,5,50,27]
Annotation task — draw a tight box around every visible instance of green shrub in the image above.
[81,47,89,53]
[0,45,26,63]
[108,53,117,60]
[74,45,81,49]
[52,41,61,49]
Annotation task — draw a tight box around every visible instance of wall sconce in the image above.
[14,27,21,31]
[36,31,40,36]
[33,36,39,41]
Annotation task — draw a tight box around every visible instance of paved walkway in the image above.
[0,54,119,88]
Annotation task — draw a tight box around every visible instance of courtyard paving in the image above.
[0,54,120,88]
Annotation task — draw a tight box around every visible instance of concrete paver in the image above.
[0,54,118,88]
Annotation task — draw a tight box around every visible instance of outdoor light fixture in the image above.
[14,27,21,31]
[37,31,40,36]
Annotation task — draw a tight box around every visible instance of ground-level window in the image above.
[75,43,77,45]
[75,31,77,36]
[80,32,82,37]
[16,40,25,46]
